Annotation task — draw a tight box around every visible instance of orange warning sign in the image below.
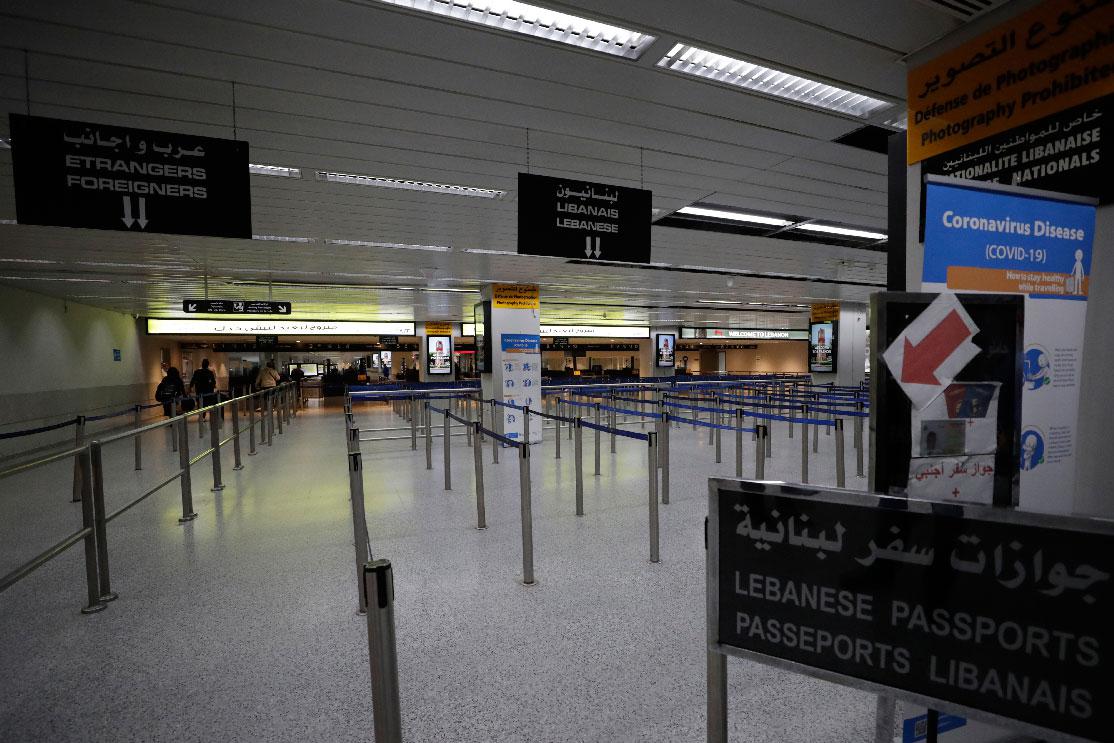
[492,284,539,309]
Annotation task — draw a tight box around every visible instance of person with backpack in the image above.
[155,367,186,417]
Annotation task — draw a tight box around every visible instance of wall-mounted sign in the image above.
[810,302,841,322]
[424,321,455,336]
[10,114,251,237]
[708,480,1114,742]
[426,335,452,375]
[809,320,837,373]
[550,337,571,348]
[681,327,809,340]
[492,284,539,309]
[377,335,400,346]
[183,299,291,315]
[923,96,1114,203]
[255,335,278,349]
[656,333,676,368]
[517,173,651,263]
[146,319,414,336]
[540,325,650,339]
[907,0,1114,163]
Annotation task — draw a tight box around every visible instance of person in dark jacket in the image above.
[155,367,186,417]
[190,359,218,408]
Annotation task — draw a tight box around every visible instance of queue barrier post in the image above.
[133,405,143,471]
[800,406,810,484]
[567,399,573,441]
[708,650,728,743]
[72,415,87,503]
[735,409,744,478]
[410,396,418,451]
[524,404,531,446]
[593,403,601,476]
[812,406,819,454]
[492,410,500,465]
[855,406,865,479]
[554,408,562,460]
[231,401,244,471]
[835,418,846,488]
[714,405,722,464]
[363,559,403,743]
[755,425,767,480]
[574,418,584,516]
[77,448,107,614]
[609,396,616,454]
[518,442,535,586]
[349,449,370,614]
[198,398,206,440]
[265,393,274,447]
[661,411,670,505]
[648,431,659,564]
[177,416,198,523]
[170,399,179,453]
[88,441,118,604]
[209,409,225,492]
[424,403,433,471]
[472,422,486,530]
[443,410,451,491]
[465,400,473,447]
[247,394,257,456]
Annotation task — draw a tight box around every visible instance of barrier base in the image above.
[178,513,199,523]
[211,485,225,492]
[99,591,119,602]
[80,602,107,615]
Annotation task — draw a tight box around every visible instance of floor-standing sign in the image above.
[486,284,541,444]
[921,176,1097,513]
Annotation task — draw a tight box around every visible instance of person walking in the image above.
[189,358,218,417]
[155,367,186,418]
[256,359,282,413]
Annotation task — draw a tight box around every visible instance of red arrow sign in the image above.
[901,309,973,385]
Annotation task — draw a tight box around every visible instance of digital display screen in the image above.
[474,301,491,373]
[809,321,836,373]
[655,333,676,368]
[427,335,452,375]
[381,351,392,368]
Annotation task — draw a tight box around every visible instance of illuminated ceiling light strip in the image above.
[795,223,886,240]
[657,44,893,118]
[462,248,516,255]
[677,206,792,226]
[697,299,743,305]
[249,163,302,178]
[0,257,60,264]
[373,0,656,60]
[316,171,505,199]
[0,275,112,282]
[252,234,315,243]
[326,238,451,252]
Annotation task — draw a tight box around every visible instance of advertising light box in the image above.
[427,335,452,375]
[656,333,676,368]
[809,320,836,373]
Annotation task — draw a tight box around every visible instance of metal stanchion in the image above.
[133,405,143,470]
[349,450,370,614]
[77,448,106,614]
[266,393,275,446]
[88,441,119,604]
[734,409,744,478]
[574,418,584,516]
[523,404,531,445]
[715,406,722,464]
[661,411,670,505]
[801,405,810,484]
[593,403,601,476]
[424,403,433,470]
[519,443,535,585]
[813,407,819,454]
[443,410,451,491]
[71,416,87,503]
[465,400,473,447]
[209,410,224,492]
[755,425,766,479]
[765,409,773,459]
[230,401,244,471]
[177,417,198,523]
[648,431,659,564]
[554,407,562,459]
[363,560,403,743]
[410,396,418,451]
[835,418,846,488]
[472,422,486,530]
[248,395,257,456]
[855,405,865,478]
[198,398,206,439]
[170,399,179,452]
[492,411,500,465]
[609,397,616,454]
[708,651,728,743]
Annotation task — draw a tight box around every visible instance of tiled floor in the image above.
[1,400,890,742]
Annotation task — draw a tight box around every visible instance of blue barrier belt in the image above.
[0,417,79,440]
[579,419,650,441]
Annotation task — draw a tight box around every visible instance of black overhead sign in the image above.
[182,300,291,315]
[9,114,251,238]
[377,335,399,346]
[517,172,651,263]
[255,335,278,349]
[709,481,1113,742]
[923,96,1114,204]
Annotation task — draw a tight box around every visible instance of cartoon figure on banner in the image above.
[1023,347,1052,390]
[1021,429,1045,471]
[1069,249,1086,295]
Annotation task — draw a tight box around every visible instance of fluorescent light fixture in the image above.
[678,206,791,227]
[252,234,315,243]
[697,299,744,305]
[0,257,59,264]
[795,223,886,240]
[420,287,476,293]
[0,275,111,282]
[374,0,656,60]
[657,43,893,118]
[880,111,908,131]
[462,248,517,255]
[147,319,416,336]
[76,261,189,270]
[326,239,451,252]
[249,163,302,178]
[317,171,504,199]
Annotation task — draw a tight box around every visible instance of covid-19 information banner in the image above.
[922,178,1096,513]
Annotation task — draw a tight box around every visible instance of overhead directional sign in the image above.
[182,300,291,315]
[9,114,250,238]
[882,293,980,409]
[517,173,651,263]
